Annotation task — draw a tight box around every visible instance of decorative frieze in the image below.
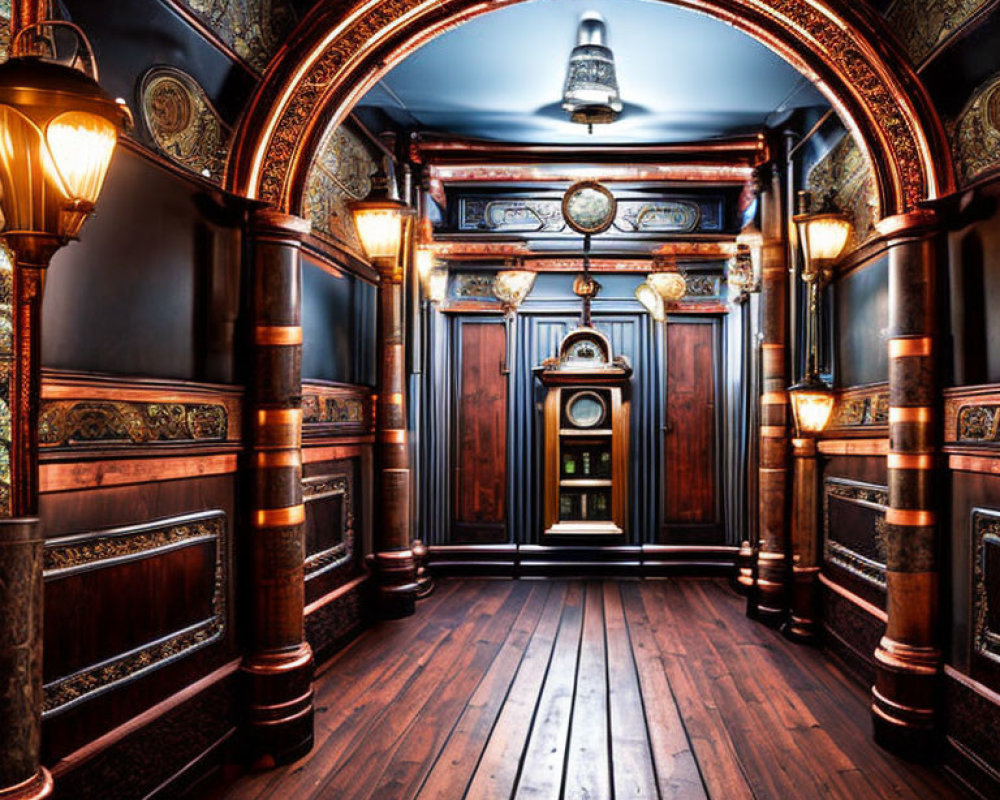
[973,508,1000,663]
[42,511,227,715]
[173,0,296,72]
[944,387,1000,444]
[140,67,230,183]
[38,400,228,447]
[824,478,888,589]
[950,73,1000,187]
[302,383,373,433]
[806,133,879,249]
[303,125,379,256]
[456,196,719,235]
[885,0,989,64]
[829,387,889,429]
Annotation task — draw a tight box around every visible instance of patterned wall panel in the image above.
[806,133,879,248]
[973,508,1000,664]
[950,73,1000,186]
[885,0,989,64]
[824,478,889,591]
[302,126,379,256]
[140,67,230,183]
[0,245,11,516]
[301,382,373,436]
[829,385,889,431]
[944,387,1000,444]
[173,0,296,72]
[303,471,354,582]
[42,510,227,716]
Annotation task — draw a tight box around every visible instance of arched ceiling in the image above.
[356,0,828,144]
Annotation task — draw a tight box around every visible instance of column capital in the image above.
[875,208,940,239]
[250,209,312,241]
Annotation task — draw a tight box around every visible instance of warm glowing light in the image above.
[493,269,536,311]
[799,213,851,264]
[352,205,405,261]
[635,282,665,321]
[647,270,686,302]
[427,268,449,305]
[789,379,836,435]
[45,110,117,203]
[415,247,436,281]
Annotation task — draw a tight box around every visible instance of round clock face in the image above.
[566,391,607,428]
[562,181,617,235]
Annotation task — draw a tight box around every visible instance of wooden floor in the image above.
[217,579,964,799]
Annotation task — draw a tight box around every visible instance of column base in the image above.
[731,540,753,596]
[241,643,315,768]
[411,540,435,600]
[784,565,820,643]
[752,551,788,626]
[0,770,52,800]
[871,637,940,758]
[374,550,419,619]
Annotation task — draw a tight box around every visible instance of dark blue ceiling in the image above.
[357,0,829,144]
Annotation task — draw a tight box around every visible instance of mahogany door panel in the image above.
[662,319,721,543]
[454,320,508,542]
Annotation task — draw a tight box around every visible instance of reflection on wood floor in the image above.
[216,579,962,799]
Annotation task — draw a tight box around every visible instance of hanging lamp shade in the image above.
[493,268,536,311]
[635,281,665,322]
[789,374,836,435]
[561,12,623,126]
[0,32,131,242]
[794,191,851,284]
[350,198,410,262]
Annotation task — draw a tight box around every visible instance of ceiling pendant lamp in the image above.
[561,12,623,132]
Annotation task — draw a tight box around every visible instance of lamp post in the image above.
[0,22,130,800]
[786,191,850,642]
[351,195,419,617]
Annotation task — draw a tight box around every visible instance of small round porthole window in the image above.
[566,391,607,428]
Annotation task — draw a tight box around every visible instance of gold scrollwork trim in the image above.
[830,389,889,428]
[42,511,227,715]
[39,400,227,447]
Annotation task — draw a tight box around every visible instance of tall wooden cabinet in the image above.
[536,328,631,537]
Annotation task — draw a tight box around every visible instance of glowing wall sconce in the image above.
[788,191,851,436]
[350,198,411,265]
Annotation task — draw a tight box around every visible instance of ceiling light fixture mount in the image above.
[561,12,623,133]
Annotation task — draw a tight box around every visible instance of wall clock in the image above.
[562,181,617,235]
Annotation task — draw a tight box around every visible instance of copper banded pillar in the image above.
[872,210,941,754]
[242,210,314,766]
[373,253,418,618]
[754,169,791,623]
[788,436,820,641]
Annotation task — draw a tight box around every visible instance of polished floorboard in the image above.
[217,579,963,799]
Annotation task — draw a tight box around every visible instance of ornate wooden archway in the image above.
[227,0,953,218]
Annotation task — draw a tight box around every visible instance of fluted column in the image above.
[373,254,418,618]
[872,210,941,755]
[753,168,790,623]
[787,436,820,641]
[241,210,314,767]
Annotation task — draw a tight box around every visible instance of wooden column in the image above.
[753,167,791,623]
[242,210,314,766]
[872,210,941,754]
[373,253,418,618]
[788,437,820,641]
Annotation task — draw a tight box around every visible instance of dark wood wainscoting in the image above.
[454,319,508,543]
[662,318,722,543]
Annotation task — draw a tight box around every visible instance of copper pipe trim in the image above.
[255,450,302,469]
[887,453,934,470]
[761,392,788,405]
[889,407,932,424]
[254,505,306,528]
[885,508,935,527]
[888,337,932,358]
[379,429,407,444]
[255,325,303,346]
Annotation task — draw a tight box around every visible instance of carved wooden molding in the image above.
[42,511,227,716]
[973,508,1000,664]
[823,478,888,589]
[944,386,1000,444]
[950,72,1000,187]
[302,382,373,435]
[39,372,242,451]
[227,0,952,218]
[828,385,890,430]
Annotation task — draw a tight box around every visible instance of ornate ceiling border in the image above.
[226,0,954,217]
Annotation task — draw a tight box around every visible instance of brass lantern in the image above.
[350,198,411,264]
[789,191,851,436]
[0,23,132,260]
